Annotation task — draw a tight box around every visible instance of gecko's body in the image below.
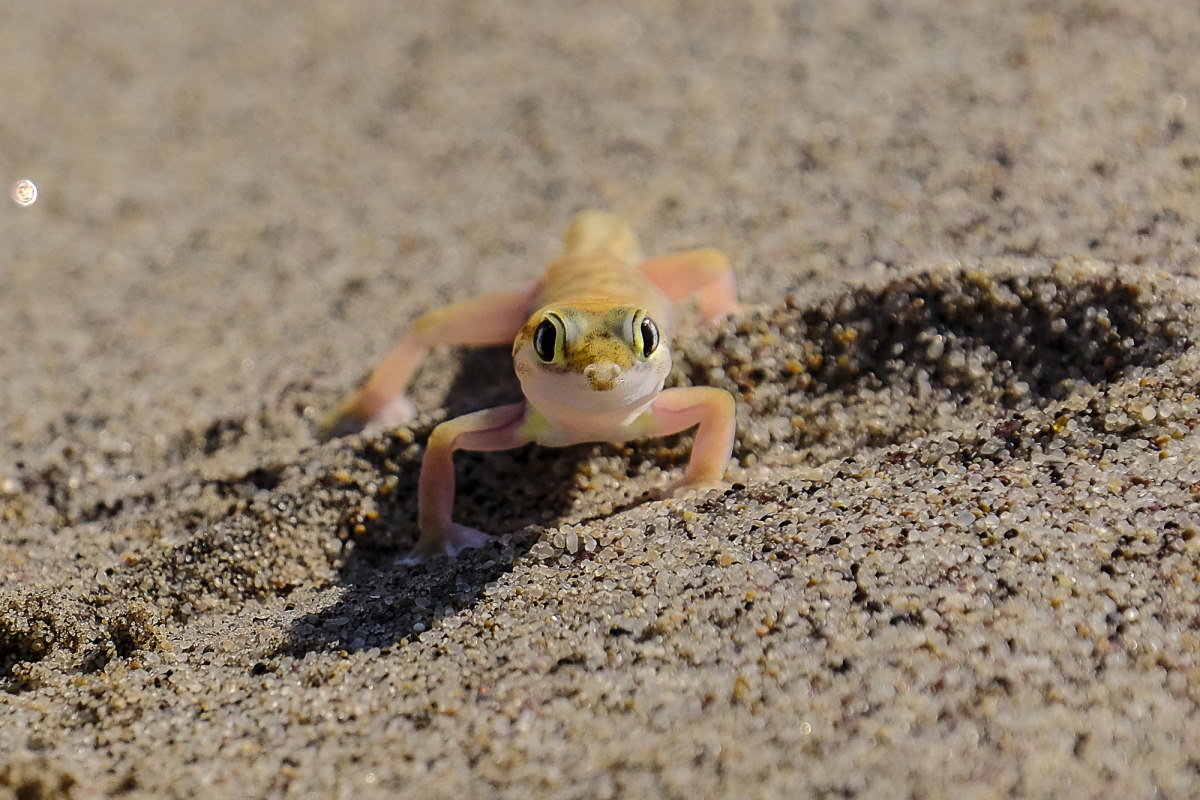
[323,212,738,559]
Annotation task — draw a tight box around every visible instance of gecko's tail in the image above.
[560,211,641,263]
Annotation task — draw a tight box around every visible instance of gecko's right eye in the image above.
[533,317,560,363]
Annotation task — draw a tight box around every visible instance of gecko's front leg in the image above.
[405,402,533,561]
[638,386,737,493]
[319,283,539,440]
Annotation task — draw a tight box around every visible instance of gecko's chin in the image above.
[520,371,664,414]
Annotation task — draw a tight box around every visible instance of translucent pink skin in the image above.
[323,213,739,559]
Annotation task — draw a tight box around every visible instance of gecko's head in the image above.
[513,304,671,413]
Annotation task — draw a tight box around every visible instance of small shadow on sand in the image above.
[280,346,624,656]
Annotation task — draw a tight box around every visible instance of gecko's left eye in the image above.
[638,316,660,358]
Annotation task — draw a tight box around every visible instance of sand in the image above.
[2,1,1199,798]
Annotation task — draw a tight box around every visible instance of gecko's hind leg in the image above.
[639,248,739,324]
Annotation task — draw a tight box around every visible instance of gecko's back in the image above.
[533,212,671,325]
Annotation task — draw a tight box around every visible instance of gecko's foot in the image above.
[317,394,416,441]
[398,522,491,564]
[661,477,724,500]
[372,395,417,429]
[698,303,746,327]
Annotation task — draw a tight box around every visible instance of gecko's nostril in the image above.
[584,361,621,388]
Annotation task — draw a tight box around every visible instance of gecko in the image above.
[320,212,739,559]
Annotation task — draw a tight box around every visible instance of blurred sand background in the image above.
[1,1,1199,798]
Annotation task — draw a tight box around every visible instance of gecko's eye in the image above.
[533,316,562,363]
[638,316,660,359]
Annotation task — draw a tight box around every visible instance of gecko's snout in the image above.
[584,361,622,390]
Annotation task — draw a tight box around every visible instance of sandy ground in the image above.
[2,1,1199,797]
